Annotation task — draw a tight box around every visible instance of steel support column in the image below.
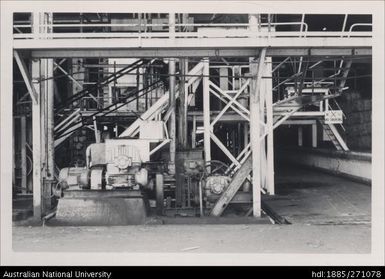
[40,58,54,214]
[46,59,55,180]
[250,48,266,217]
[259,58,267,191]
[31,59,42,218]
[312,123,318,148]
[203,58,211,166]
[191,115,196,148]
[298,126,303,146]
[168,58,176,171]
[20,116,27,192]
[265,56,275,194]
[178,58,188,148]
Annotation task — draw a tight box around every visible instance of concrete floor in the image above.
[12,164,371,253]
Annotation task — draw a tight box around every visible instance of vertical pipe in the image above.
[12,118,15,190]
[192,115,196,148]
[265,57,275,195]
[169,58,176,167]
[32,59,42,218]
[203,58,211,166]
[259,58,267,191]
[39,58,54,215]
[93,116,100,143]
[138,66,144,110]
[46,59,54,180]
[20,116,27,192]
[40,60,46,177]
[199,180,203,217]
[178,58,188,148]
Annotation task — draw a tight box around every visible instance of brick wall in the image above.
[340,91,372,151]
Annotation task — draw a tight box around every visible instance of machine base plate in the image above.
[52,190,147,226]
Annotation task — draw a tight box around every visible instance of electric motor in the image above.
[204,175,231,198]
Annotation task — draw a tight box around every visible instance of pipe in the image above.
[168,58,176,166]
[47,59,55,180]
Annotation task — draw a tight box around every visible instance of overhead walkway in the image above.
[13,14,372,57]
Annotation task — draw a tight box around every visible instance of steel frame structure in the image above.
[10,11,372,219]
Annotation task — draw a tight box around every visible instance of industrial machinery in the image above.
[54,138,165,225]
[172,156,252,217]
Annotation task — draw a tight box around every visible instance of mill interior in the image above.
[11,12,372,227]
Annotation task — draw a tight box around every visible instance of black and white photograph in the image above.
[0,0,384,268]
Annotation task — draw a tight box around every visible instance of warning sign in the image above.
[325,110,343,124]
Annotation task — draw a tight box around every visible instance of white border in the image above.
[1,0,384,266]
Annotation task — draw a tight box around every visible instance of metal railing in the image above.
[13,17,372,40]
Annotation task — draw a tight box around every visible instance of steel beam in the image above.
[14,37,372,50]
[30,47,371,58]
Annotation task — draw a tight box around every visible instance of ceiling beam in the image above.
[29,47,371,58]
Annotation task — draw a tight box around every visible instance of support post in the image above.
[312,123,318,148]
[169,58,176,171]
[248,14,259,36]
[265,57,275,195]
[20,116,27,192]
[203,58,211,166]
[259,60,267,191]
[249,48,266,217]
[244,123,249,149]
[12,119,15,190]
[298,126,303,147]
[169,13,175,40]
[46,59,55,180]
[31,59,41,218]
[178,58,188,148]
[42,58,54,214]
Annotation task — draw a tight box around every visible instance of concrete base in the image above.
[12,195,33,221]
[52,190,147,226]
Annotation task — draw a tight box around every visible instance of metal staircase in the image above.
[53,60,147,147]
[319,120,349,151]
